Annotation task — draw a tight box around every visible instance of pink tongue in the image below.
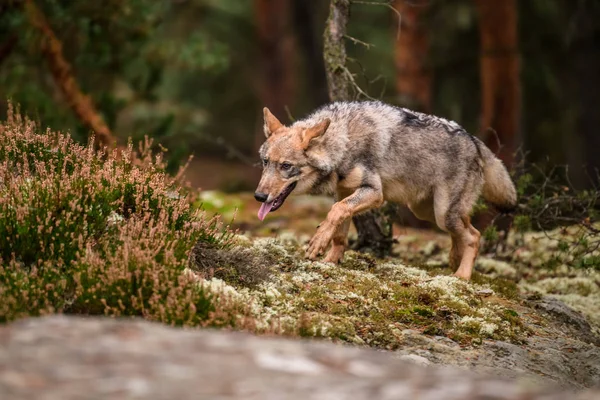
[258,201,274,221]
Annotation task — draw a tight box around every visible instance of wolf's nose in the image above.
[254,192,268,202]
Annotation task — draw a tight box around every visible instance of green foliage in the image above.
[516,173,533,196]
[513,215,532,233]
[471,198,489,215]
[0,0,594,177]
[0,108,236,324]
[0,0,237,167]
[508,160,599,271]
[483,225,499,242]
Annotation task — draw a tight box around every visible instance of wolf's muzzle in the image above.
[254,192,268,203]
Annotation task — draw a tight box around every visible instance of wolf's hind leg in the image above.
[452,218,480,280]
[434,186,481,280]
[323,218,351,263]
[446,220,480,279]
[449,236,461,270]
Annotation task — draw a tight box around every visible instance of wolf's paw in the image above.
[453,268,472,281]
[306,222,335,260]
[322,246,344,264]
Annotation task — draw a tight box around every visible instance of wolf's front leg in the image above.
[306,178,383,260]
[323,218,351,263]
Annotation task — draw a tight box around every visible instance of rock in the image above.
[398,354,431,366]
[476,288,494,297]
[529,296,600,346]
[0,316,598,400]
[357,304,600,389]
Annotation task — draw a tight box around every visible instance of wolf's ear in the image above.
[301,119,331,149]
[263,107,284,137]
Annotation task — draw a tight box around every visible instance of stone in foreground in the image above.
[0,316,597,400]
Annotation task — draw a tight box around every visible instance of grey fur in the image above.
[256,101,517,279]
[288,101,515,210]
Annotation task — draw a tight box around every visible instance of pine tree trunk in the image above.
[473,0,520,169]
[323,0,393,257]
[291,0,329,106]
[393,0,431,112]
[390,0,433,230]
[24,0,115,148]
[473,0,520,235]
[323,0,350,102]
[254,0,296,151]
[569,8,600,187]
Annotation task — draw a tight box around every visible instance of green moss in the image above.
[471,273,519,300]
[213,237,530,348]
[412,306,435,318]
[339,251,377,272]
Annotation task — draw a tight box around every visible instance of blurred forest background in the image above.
[1,0,599,192]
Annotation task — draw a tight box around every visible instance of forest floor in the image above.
[4,117,599,396]
[190,190,600,389]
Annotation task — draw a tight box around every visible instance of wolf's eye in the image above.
[262,158,268,166]
[280,162,292,171]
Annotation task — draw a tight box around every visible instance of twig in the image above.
[344,34,374,49]
[511,158,600,266]
[24,0,116,148]
[483,127,504,157]
[173,154,194,184]
[284,105,295,123]
[367,73,388,99]
[342,66,376,100]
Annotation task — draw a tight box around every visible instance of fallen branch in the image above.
[24,0,115,148]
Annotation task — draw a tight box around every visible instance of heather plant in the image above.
[0,105,235,324]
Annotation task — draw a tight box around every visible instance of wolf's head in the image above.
[254,107,330,220]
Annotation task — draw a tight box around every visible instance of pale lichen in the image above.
[194,235,529,347]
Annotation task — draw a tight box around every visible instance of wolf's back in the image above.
[480,146,517,212]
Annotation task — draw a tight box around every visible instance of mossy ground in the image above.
[189,236,529,348]
[193,190,600,346]
[507,227,600,329]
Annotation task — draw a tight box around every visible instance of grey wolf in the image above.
[254,101,516,280]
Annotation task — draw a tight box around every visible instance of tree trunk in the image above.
[323,0,350,102]
[24,0,115,148]
[473,0,520,236]
[291,0,329,107]
[473,0,520,169]
[569,7,600,187]
[351,208,395,257]
[393,0,431,112]
[323,0,393,257]
[390,0,433,230]
[254,0,296,151]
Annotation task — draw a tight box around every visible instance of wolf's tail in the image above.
[480,146,517,212]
